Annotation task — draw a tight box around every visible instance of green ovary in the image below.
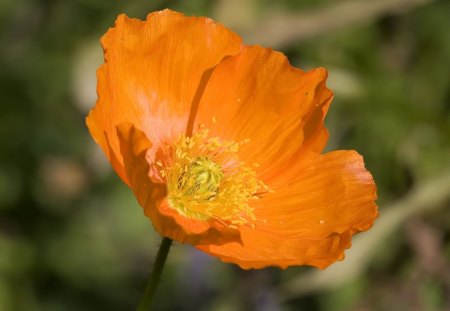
[179,156,224,199]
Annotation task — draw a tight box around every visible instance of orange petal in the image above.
[194,46,333,180]
[198,229,352,270]
[258,150,378,237]
[197,150,377,269]
[86,10,243,183]
[116,123,242,245]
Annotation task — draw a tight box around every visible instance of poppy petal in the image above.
[86,9,243,183]
[198,228,352,270]
[197,150,377,269]
[194,46,333,181]
[116,122,242,245]
[257,150,378,238]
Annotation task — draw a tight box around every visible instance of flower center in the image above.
[159,128,268,226]
[180,156,223,199]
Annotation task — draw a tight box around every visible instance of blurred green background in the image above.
[1,0,449,310]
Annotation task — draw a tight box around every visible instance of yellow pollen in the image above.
[161,128,267,225]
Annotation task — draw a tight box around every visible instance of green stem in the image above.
[137,237,173,311]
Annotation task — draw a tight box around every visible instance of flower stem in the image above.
[137,237,173,311]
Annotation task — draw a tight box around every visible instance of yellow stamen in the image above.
[161,128,267,225]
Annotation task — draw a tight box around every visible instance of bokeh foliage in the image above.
[0,0,449,310]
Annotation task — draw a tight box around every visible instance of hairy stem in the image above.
[137,237,173,311]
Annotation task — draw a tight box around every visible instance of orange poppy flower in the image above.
[86,9,378,269]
